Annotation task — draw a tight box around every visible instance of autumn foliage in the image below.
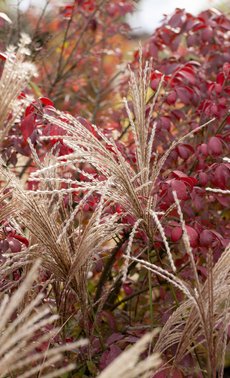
[0,2,229,377]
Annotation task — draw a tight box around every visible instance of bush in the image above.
[0,3,229,377]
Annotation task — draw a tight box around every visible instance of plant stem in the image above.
[148,249,154,329]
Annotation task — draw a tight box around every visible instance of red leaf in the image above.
[8,233,29,247]
[39,97,54,107]
[201,26,213,42]
[177,144,193,160]
[171,109,185,120]
[168,10,184,28]
[43,123,66,137]
[149,42,158,58]
[214,83,222,94]
[18,92,26,100]
[180,176,198,188]
[171,171,197,187]
[21,114,36,141]
[157,116,171,131]
[193,21,206,32]
[151,70,163,80]
[166,91,177,105]
[106,333,124,346]
[99,344,122,370]
[0,240,9,253]
[198,172,209,186]
[197,266,208,278]
[13,234,29,247]
[185,225,199,248]
[216,72,225,86]
[192,191,205,211]
[25,103,35,117]
[171,180,188,200]
[171,170,188,179]
[199,230,214,247]
[8,237,22,253]
[200,143,208,156]
[213,164,229,189]
[151,78,161,90]
[171,226,182,242]
[208,136,222,156]
[0,52,7,61]
[210,230,224,243]
[187,34,198,47]
[177,69,196,84]
[214,194,230,208]
[171,223,199,249]
[175,86,192,104]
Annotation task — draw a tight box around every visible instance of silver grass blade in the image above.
[0,261,87,377]
[0,34,37,141]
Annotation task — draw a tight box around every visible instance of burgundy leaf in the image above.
[185,226,199,248]
[198,172,209,186]
[106,333,124,346]
[168,10,184,28]
[171,226,182,242]
[199,230,214,247]
[187,34,198,47]
[149,42,158,58]
[171,109,185,120]
[166,90,177,105]
[171,171,197,187]
[180,176,198,188]
[99,344,122,370]
[200,143,209,156]
[12,234,29,247]
[171,170,188,179]
[171,180,188,200]
[216,72,225,86]
[175,87,192,104]
[21,114,36,141]
[191,189,205,211]
[201,26,213,42]
[157,116,171,131]
[213,164,229,189]
[0,240,9,254]
[177,69,196,84]
[177,144,193,160]
[171,225,198,248]
[213,194,230,207]
[8,237,22,253]
[208,136,222,156]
